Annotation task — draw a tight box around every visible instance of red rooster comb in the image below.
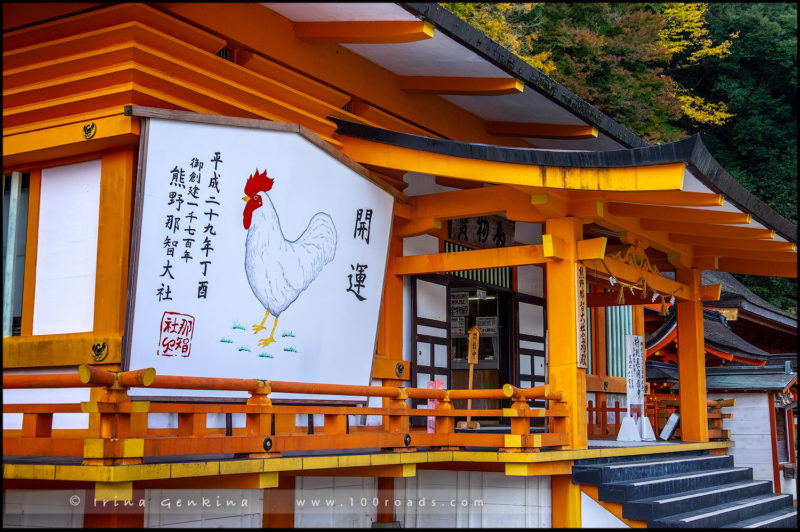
[244,168,274,198]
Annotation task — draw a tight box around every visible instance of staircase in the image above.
[573,450,797,528]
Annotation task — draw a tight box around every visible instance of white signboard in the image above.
[450,291,469,317]
[125,118,393,400]
[450,316,466,337]
[625,334,645,410]
[476,316,498,336]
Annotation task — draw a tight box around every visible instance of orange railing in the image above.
[3,366,568,465]
[586,400,626,438]
[652,397,734,440]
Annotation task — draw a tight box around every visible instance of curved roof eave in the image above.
[399,2,649,150]
[331,118,798,244]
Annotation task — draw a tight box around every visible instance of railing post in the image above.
[240,380,276,458]
[21,413,52,438]
[600,400,608,437]
[80,366,152,466]
[434,391,458,450]
[388,389,414,452]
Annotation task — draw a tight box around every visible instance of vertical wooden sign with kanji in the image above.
[576,262,588,369]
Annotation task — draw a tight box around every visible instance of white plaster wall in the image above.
[514,222,543,246]
[580,491,629,528]
[517,265,544,298]
[144,488,262,527]
[3,490,86,528]
[402,172,459,197]
[723,393,775,483]
[294,476,377,528]
[395,470,550,528]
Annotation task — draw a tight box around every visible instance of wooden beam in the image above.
[486,121,597,139]
[530,192,568,218]
[694,246,796,262]
[542,234,565,260]
[603,191,723,207]
[393,244,548,276]
[667,252,718,271]
[577,237,608,261]
[717,257,797,278]
[398,76,523,96]
[408,185,534,221]
[642,219,774,239]
[338,137,687,190]
[393,217,441,238]
[699,284,722,301]
[583,256,691,301]
[607,202,751,225]
[294,20,434,44]
[670,234,795,252]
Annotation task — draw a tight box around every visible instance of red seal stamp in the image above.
[158,311,195,357]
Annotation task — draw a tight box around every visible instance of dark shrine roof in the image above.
[645,306,772,363]
[647,360,797,392]
[702,270,797,328]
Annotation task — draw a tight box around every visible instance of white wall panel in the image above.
[294,476,376,528]
[395,470,551,528]
[33,159,101,335]
[144,489,262,528]
[3,490,86,528]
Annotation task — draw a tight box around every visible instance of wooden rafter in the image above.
[641,219,774,239]
[607,202,751,225]
[398,76,523,96]
[671,233,795,252]
[485,121,597,139]
[716,257,797,278]
[294,20,434,44]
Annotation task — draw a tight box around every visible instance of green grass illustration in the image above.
[219,338,233,344]
[258,354,274,358]
[281,331,296,338]
[232,322,246,331]
[283,347,297,353]
[238,346,251,352]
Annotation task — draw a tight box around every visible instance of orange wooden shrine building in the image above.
[3,3,797,528]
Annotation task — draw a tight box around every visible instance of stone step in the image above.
[599,467,753,503]
[721,507,798,528]
[576,449,707,466]
[572,454,733,485]
[623,480,773,520]
[649,493,794,528]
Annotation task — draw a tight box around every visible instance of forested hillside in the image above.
[443,3,797,314]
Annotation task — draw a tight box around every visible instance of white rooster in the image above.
[242,169,337,346]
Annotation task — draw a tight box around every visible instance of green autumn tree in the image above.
[672,3,797,314]
[443,3,797,314]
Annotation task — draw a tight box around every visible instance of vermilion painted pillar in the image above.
[263,474,295,528]
[546,217,585,528]
[675,269,709,442]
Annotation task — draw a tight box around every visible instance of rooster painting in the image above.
[242,169,337,346]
